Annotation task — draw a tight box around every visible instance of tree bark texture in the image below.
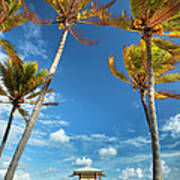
[144,34,163,180]
[5,29,68,180]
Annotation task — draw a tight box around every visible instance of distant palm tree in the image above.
[108,37,180,179]
[5,1,116,179]
[0,0,27,32]
[100,1,180,179]
[0,39,58,158]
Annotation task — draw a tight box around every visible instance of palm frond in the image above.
[162,11,180,33]
[22,0,54,25]
[0,3,28,33]
[0,85,8,96]
[154,90,169,100]
[153,37,180,56]
[155,73,180,84]
[17,106,29,124]
[24,101,58,106]
[69,26,99,45]
[108,56,131,84]
[0,39,17,58]
[157,90,180,99]
[149,0,180,27]
[25,89,53,100]
[130,0,149,20]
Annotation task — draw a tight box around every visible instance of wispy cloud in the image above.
[0,156,31,180]
[43,167,61,175]
[71,133,117,143]
[20,23,48,60]
[162,114,180,138]
[38,119,69,126]
[121,136,150,147]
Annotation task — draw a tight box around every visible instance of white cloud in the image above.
[72,157,93,167]
[99,147,117,159]
[118,160,171,180]
[161,160,171,178]
[161,151,180,158]
[122,136,150,147]
[91,134,117,142]
[43,167,60,175]
[162,114,180,138]
[38,119,69,126]
[0,169,31,180]
[0,157,31,180]
[28,138,47,147]
[0,120,25,148]
[50,129,70,143]
[118,168,143,180]
[23,23,41,39]
[0,32,4,37]
[0,51,7,62]
[167,141,180,149]
[71,133,117,142]
[20,23,48,60]
[21,41,48,60]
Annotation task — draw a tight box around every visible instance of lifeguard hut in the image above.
[69,167,107,180]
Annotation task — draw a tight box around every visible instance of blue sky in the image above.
[0,0,180,180]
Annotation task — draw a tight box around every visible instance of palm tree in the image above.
[0,0,27,33]
[5,0,116,179]
[0,39,58,158]
[99,1,180,179]
[108,37,180,179]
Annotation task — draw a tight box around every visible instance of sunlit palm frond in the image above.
[154,90,169,100]
[69,25,99,45]
[109,37,180,97]
[152,37,180,56]
[155,73,180,84]
[0,0,28,32]
[108,56,131,84]
[44,0,116,44]
[157,90,180,99]
[102,0,180,39]
[148,0,180,27]
[21,0,53,25]
[0,39,19,61]
[130,0,150,20]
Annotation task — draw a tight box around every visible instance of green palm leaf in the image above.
[155,73,180,84]
[108,56,131,84]
[0,0,28,33]
[17,106,28,124]
[108,37,180,94]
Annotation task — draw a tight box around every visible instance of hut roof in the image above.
[69,167,107,177]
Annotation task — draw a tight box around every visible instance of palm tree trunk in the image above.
[139,89,151,129]
[5,29,68,180]
[0,104,17,158]
[144,34,162,180]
